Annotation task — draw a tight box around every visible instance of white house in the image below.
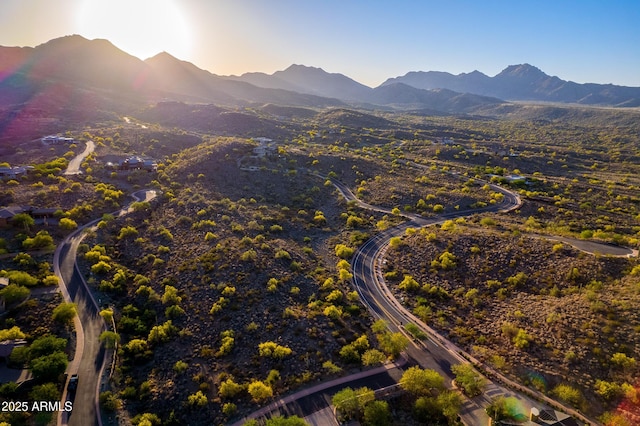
[41,135,75,145]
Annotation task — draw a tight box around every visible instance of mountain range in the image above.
[1,34,639,122]
[381,65,640,107]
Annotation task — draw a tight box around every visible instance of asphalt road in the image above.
[54,190,157,426]
[234,174,604,425]
[346,181,522,425]
[234,177,525,425]
[57,236,104,426]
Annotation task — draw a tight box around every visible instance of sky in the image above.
[1,0,639,88]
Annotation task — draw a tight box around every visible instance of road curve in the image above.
[234,176,523,425]
[228,171,605,425]
[340,176,599,426]
[63,141,95,176]
[54,190,157,426]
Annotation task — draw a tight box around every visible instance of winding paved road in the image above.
[235,172,602,425]
[54,190,157,426]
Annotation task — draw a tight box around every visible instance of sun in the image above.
[75,0,192,60]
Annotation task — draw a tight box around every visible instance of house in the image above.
[0,166,28,180]
[118,156,157,172]
[41,135,74,145]
[0,206,29,227]
[252,137,276,158]
[31,208,59,219]
[142,159,158,172]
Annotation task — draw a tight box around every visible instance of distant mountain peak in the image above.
[281,64,334,77]
[286,64,322,70]
[148,51,175,60]
[497,63,546,78]
[35,34,88,47]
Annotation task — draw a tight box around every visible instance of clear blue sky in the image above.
[1,0,639,87]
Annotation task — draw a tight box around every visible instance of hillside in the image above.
[74,137,407,424]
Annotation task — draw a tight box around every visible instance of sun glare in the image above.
[75,0,192,61]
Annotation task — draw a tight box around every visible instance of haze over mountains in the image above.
[2,35,640,117]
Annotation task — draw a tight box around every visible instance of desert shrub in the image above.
[258,341,292,359]
[247,381,273,402]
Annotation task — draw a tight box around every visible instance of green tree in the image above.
[513,329,532,349]
[414,396,447,424]
[7,270,38,287]
[42,275,59,286]
[438,390,463,422]
[147,320,176,345]
[91,260,112,274]
[30,352,68,381]
[377,331,409,358]
[486,396,523,421]
[451,363,486,397]
[99,331,121,349]
[594,380,623,400]
[371,319,388,334]
[99,391,122,412]
[222,402,237,417]
[332,387,374,421]
[389,236,403,249]
[363,400,392,426]
[400,366,445,396]
[52,302,77,325]
[173,360,189,374]
[264,416,309,426]
[361,349,387,366]
[29,383,60,401]
[99,308,114,323]
[12,213,34,231]
[29,335,67,358]
[22,230,54,249]
[0,284,30,304]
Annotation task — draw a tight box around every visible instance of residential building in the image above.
[0,206,28,227]
[41,135,74,145]
[0,166,28,180]
[117,156,157,172]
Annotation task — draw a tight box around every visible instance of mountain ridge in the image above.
[2,35,640,117]
[382,63,640,107]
